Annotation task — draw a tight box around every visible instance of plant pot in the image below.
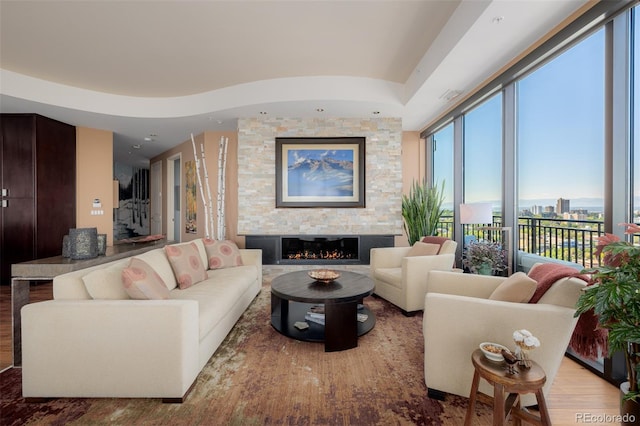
[477,263,493,275]
[620,381,639,426]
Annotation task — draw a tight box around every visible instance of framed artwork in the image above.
[185,160,197,233]
[275,137,365,208]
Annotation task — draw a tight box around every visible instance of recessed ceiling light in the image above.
[259,111,268,115]
[144,137,152,141]
[372,111,380,115]
[492,16,504,24]
[316,108,325,112]
[132,144,142,149]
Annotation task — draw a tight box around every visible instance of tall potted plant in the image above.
[574,223,640,424]
[401,180,445,246]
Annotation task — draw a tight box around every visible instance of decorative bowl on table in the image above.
[308,269,340,283]
[479,342,509,362]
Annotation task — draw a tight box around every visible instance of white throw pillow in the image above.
[488,272,538,303]
[83,264,130,300]
[406,242,440,257]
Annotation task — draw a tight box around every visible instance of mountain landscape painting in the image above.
[286,149,354,197]
[276,137,365,208]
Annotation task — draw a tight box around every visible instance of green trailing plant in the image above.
[574,223,640,403]
[401,180,445,246]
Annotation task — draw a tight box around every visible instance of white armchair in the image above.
[422,267,586,407]
[370,238,457,314]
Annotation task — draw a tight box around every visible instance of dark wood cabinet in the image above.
[0,114,76,284]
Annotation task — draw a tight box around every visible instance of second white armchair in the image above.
[370,238,457,315]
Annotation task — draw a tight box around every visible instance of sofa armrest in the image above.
[426,270,504,298]
[240,248,262,267]
[370,246,412,269]
[21,299,200,399]
[240,248,263,286]
[423,293,578,406]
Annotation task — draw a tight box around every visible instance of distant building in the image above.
[542,205,556,218]
[564,212,587,220]
[531,205,543,215]
[556,198,570,214]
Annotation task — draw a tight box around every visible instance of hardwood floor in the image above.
[0,283,621,424]
[0,282,52,372]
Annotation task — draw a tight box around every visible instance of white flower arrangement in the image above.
[513,329,541,351]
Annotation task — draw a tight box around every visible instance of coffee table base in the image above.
[271,296,375,352]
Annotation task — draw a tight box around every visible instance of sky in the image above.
[432,27,619,211]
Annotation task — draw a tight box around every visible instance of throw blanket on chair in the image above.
[527,263,608,360]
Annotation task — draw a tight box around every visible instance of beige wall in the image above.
[398,131,425,246]
[76,127,114,245]
[151,131,240,246]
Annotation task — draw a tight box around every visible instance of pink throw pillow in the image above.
[165,242,207,289]
[203,239,244,269]
[121,258,170,300]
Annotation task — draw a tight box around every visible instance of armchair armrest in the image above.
[426,270,504,298]
[370,246,412,269]
[22,299,200,399]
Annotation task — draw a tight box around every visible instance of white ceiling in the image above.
[0,0,589,167]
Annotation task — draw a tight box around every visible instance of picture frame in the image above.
[275,137,365,208]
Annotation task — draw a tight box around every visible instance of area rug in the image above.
[0,283,492,425]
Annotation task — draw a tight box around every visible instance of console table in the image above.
[11,239,168,366]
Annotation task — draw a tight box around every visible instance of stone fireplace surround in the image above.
[236,117,404,246]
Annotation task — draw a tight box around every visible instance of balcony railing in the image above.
[436,215,637,269]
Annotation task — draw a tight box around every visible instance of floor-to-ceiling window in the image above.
[463,93,503,214]
[516,29,605,265]
[634,7,640,244]
[421,2,636,384]
[432,123,455,236]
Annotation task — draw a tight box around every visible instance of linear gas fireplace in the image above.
[282,236,358,261]
[245,235,394,265]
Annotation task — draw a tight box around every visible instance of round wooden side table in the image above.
[464,348,551,426]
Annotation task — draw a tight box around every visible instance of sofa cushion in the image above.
[406,242,440,257]
[203,239,244,269]
[171,265,257,339]
[121,258,170,300]
[374,267,402,289]
[165,242,208,289]
[82,263,130,300]
[488,272,537,303]
[134,249,178,291]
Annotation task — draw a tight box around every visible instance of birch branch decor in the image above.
[190,133,212,239]
[217,136,229,240]
[200,142,215,240]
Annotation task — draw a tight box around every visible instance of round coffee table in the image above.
[270,270,375,352]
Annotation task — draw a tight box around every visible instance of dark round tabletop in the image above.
[271,270,374,304]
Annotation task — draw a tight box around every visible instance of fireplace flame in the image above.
[287,249,353,260]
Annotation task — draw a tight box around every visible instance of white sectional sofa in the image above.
[21,238,262,402]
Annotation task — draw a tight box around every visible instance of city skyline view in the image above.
[432,27,640,219]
